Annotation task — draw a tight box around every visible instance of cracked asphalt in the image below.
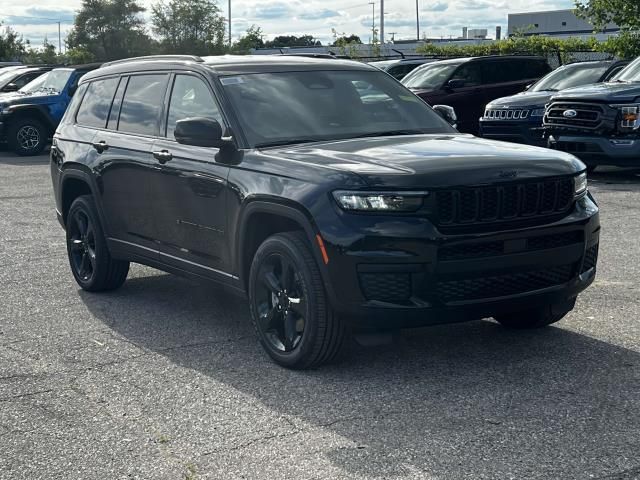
[1,149,639,480]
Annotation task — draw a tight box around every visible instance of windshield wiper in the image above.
[254,138,324,148]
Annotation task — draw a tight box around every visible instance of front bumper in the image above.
[479,118,546,147]
[319,194,600,328]
[548,134,640,167]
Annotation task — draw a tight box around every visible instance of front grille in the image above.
[435,178,574,228]
[436,264,575,303]
[544,102,604,130]
[484,108,530,120]
[581,243,599,273]
[439,231,583,261]
[360,272,411,303]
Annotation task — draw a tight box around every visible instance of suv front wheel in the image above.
[248,231,347,369]
[8,118,48,156]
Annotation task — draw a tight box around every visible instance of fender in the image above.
[235,199,339,305]
[6,104,57,131]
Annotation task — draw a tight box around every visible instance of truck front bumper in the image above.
[548,134,640,167]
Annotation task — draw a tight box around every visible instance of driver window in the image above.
[166,75,222,140]
[450,64,482,87]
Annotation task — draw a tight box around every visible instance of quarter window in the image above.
[75,77,120,128]
[166,75,222,139]
[118,74,169,136]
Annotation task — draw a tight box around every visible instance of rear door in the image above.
[90,73,170,258]
[151,73,232,276]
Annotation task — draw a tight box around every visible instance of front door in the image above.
[151,73,232,276]
[440,63,487,134]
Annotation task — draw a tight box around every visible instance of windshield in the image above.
[19,72,49,93]
[27,69,72,93]
[612,57,640,82]
[221,70,455,148]
[401,63,460,90]
[531,63,610,92]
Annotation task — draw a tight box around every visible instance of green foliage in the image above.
[67,0,154,61]
[65,47,96,64]
[264,35,320,48]
[22,41,60,64]
[231,25,265,54]
[151,0,227,56]
[0,26,26,61]
[331,29,361,58]
[575,0,640,31]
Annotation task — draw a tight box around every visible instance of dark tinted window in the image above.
[483,59,549,83]
[166,75,222,139]
[14,72,41,88]
[76,77,120,128]
[118,74,169,136]
[450,63,483,86]
[60,83,88,126]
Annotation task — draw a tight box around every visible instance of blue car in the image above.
[0,63,100,155]
[479,60,628,147]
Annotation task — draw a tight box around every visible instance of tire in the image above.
[495,298,576,329]
[8,117,48,156]
[66,195,129,292]
[248,231,347,369]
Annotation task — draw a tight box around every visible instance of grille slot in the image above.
[435,178,574,228]
[484,108,530,120]
[581,243,599,273]
[360,272,411,303]
[544,102,604,130]
[436,264,575,303]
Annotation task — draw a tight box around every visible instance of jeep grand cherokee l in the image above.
[50,55,599,369]
[544,56,640,171]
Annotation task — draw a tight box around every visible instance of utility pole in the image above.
[416,0,420,40]
[389,32,396,42]
[228,0,232,47]
[380,0,384,44]
[368,1,375,44]
[57,22,61,55]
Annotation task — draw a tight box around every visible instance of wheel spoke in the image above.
[79,253,90,278]
[70,239,84,252]
[289,295,306,317]
[87,248,97,269]
[74,211,87,236]
[283,311,298,350]
[261,305,280,332]
[263,270,281,294]
[281,258,293,292]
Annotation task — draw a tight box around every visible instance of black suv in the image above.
[50,55,600,369]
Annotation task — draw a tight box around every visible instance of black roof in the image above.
[85,54,374,81]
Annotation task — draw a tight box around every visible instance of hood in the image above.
[552,82,640,103]
[488,90,554,108]
[0,90,58,106]
[266,134,583,189]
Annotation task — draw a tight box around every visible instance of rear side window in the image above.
[60,83,88,126]
[117,74,169,136]
[450,63,483,86]
[76,77,120,128]
[483,59,549,83]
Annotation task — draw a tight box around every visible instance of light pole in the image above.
[228,0,232,47]
[368,1,375,44]
[380,0,384,44]
[416,0,420,40]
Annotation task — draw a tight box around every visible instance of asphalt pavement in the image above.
[1,149,639,479]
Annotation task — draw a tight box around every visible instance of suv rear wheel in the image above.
[8,118,48,156]
[495,299,576,329]
[248,231,347,369]
[66,195,129,291]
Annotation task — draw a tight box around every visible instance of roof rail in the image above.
[102,55,204,67]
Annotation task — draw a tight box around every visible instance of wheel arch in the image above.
[7,105,56,132]
[59,166,107,231]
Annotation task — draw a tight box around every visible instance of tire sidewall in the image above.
[65,196,109,290]
[248,234,325,368]
[9,118,47,156]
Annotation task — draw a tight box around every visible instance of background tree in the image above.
[22,39,59,64]
[575,0,640,31]
[334,34,362,45]
[264,35,321,48]
[151,0,227,56]
[232,25,265,54]
[66,0,154,61]
[0,25,26,60]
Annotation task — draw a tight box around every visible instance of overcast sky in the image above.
[2,0,575,50]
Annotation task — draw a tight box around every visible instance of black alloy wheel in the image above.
[68,208,97,283]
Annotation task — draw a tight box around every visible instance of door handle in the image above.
[91,140,109,153]
[153,150,173,164]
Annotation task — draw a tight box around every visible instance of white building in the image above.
[508,9,620,40]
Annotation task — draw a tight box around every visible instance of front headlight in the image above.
[332,191,427,212]
[530,108,545,117]
[611,104,640,131]
[575,172,587,196]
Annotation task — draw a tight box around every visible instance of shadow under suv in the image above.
[51,55,600,369]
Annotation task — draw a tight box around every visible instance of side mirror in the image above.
[3,83,19,92]
[445,79,465,90]
[175,117,224,148]
[433,104,458,128]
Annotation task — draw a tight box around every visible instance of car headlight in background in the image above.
[611,104,640,131]
[530,108,546,117]
[575,172,588,195]
[332,191,427,212]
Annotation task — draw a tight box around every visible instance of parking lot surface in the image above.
[1,150,639,479]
